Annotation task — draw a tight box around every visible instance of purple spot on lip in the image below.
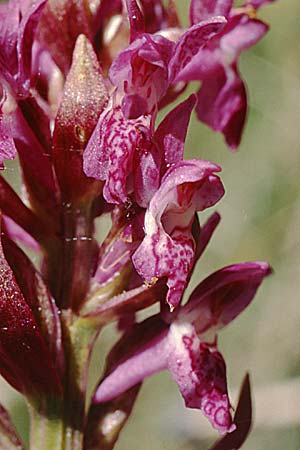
[182,335,193,348]
[203,400,215,416]
[215,406,230,426]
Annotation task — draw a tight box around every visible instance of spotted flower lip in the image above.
[93,261,271,434]
[84,93,196,209]
[83,100,152,204]
[132,159,225,310]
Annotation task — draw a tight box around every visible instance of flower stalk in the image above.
[28,398,63,450]
[60,315,98,450]
[44,202,98,311]
[0,0,276,449]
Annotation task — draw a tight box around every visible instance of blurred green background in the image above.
[1,0,300,449]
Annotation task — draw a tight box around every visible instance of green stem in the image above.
[28,398,63,450]
[61,313,99,450]
[28,317,99,450]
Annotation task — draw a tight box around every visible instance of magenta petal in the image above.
[132,160,224,309]
[172,16,268,85]
[190,0,233,24]
[196,67,247,149]
[167,323,234,434]
[140,0,166,32]
[220,16,269,54]
[155,94,196,168]
[244,0,275,9]
[17,0,47,91]
[82,281,167,323]
[133,227,195,310]
[126,0,145,42]
[121,94,148,120]
[94,317,168,402]
[181,262,272,334]
[171,14,268,148]
[0,174,51,243]
[2,215,39,252]
[169,18,226,84]
[94,333,168,402]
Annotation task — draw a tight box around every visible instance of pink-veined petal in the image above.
[132,95,196,208]
[171,14,268,148]
[190,0,233,24]
[84,102,151,204]
[132,133,161,208]
[180,261,272,334]
[169,18,226,84]
[109,34,174,117]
